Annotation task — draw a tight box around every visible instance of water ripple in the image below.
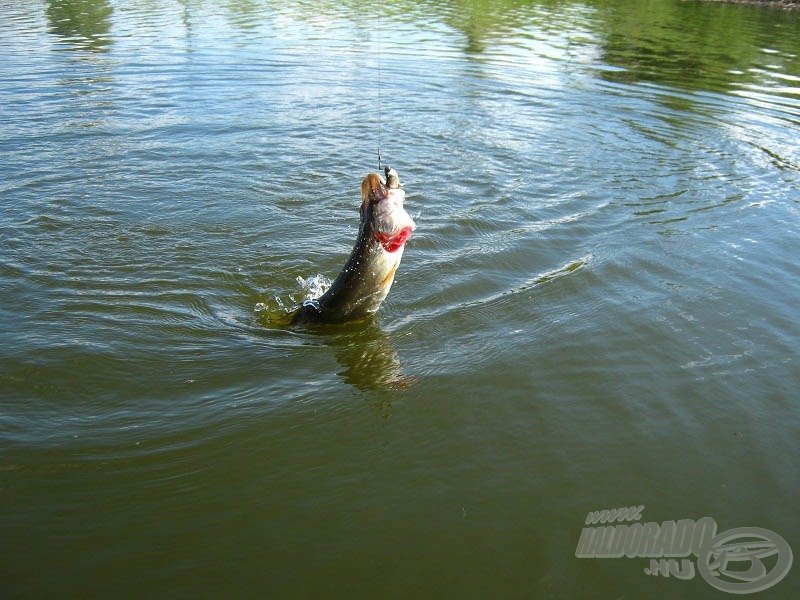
[1,1,800,597]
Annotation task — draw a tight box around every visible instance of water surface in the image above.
[2,0,799,597]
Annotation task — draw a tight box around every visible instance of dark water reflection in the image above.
[297,320,414,396]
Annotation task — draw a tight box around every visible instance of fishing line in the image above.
[377,9,383,171]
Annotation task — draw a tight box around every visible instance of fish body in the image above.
[291,168,415,325]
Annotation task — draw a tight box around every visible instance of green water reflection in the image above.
[46,0,113,51]
[44,0,800,97]
[597,0,800,92]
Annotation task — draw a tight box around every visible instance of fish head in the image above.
[360,172,386,210]
[384,165,402,189]
[367,173,415,253]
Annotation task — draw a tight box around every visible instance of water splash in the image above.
[295,274,332,300]
[254,274,333,325]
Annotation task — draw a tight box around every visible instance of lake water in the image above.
[2,0,799,597]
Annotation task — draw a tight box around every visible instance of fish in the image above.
[290,166,416,325]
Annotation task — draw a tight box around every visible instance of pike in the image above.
[291,166,415,325]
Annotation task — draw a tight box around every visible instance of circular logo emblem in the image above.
[698,527,793,594]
